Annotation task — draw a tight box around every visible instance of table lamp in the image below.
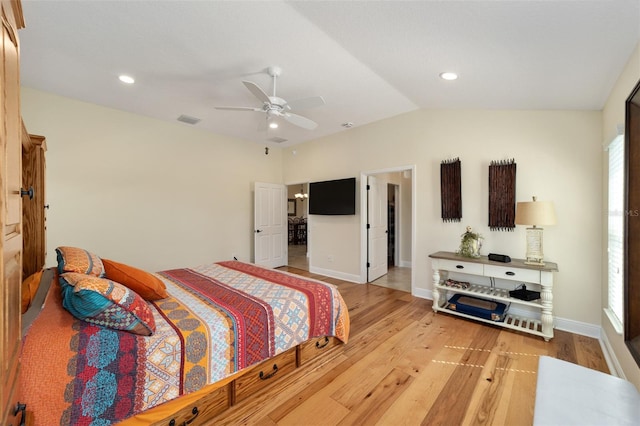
[515,196,556,266]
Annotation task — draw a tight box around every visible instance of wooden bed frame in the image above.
[139,334,343,425]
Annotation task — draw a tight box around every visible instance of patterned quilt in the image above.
[20,261,349,425]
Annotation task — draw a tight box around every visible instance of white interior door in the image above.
[367,175,388,282]
[254,182,287,268]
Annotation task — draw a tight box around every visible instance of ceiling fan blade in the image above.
[283,112,318,130]
[242,80,271,104]
[285,96,325,111]
[214,106,262,111]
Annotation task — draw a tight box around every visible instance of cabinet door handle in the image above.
[20,187,34,199]
[456,265,464,269]
[505,271,515,276]
[14,402,26,426]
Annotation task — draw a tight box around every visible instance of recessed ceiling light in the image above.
[439,72,458,81]
[118,75,135,84]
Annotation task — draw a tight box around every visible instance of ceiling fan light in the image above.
[269,121,279,129]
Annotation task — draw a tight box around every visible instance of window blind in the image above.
[608,135,624,326]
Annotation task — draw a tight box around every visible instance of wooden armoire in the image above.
[1,0,26,424]
[21,127,46,280]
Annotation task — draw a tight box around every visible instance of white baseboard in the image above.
[554,316,601,339]
[412,287,432,300]
[398,260,412,268]
[599,329,626,379]
[309,265,363,284]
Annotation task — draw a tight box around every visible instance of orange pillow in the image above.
[102,259,167,300]
[21,270,43,314]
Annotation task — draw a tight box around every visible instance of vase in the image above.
[459,237,482,258]
[471,238,481,258]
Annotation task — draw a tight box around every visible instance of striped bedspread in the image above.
[20,261,349,425]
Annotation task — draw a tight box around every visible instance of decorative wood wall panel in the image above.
[440,158,462,222]
[488,159,516,231]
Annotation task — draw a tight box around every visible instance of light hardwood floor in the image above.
[370,266,412,293]
[207,267,608,425]
[288,244,309,270]
[288,244,412,294]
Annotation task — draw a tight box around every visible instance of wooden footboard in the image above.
[140,337,344,426]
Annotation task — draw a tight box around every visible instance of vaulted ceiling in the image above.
[19,1,640,147]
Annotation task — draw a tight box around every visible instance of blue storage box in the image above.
[447,294,507,322]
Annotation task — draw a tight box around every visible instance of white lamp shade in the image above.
[515,200,556,226]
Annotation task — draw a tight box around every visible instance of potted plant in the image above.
[457,226,483,258]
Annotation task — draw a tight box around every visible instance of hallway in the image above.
[288,244,308,270]
[370,266,411,293]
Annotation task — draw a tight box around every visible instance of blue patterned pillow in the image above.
[60,272,155,336]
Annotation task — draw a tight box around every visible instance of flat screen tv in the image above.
[309,177,356,215]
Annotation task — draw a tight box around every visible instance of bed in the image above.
[19,247,349,425]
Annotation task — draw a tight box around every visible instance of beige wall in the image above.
[601,42,640,386]
[21,87,283,271]
[283,108,603,328]
[22,69,612,349]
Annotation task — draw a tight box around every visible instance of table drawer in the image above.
[484,264,541,284]
[436,259,484,275]
[297,336,341,366]
[233,347,297,403]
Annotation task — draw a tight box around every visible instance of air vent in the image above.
[268,137,288,143]
[177,115,201,125]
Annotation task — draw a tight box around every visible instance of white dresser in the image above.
[429,251,558,341]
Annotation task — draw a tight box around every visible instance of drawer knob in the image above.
[316,336,330,349]
[259,364,279,380]
[168,406,199,426]
[505,271,515,276]
[456,265,464,269]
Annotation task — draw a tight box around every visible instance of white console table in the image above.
[429,251,558,341]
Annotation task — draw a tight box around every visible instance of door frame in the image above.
[359,165,416,295]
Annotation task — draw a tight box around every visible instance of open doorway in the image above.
[286,183,309,270]
[362,168,413,293]
[388,183,398,267]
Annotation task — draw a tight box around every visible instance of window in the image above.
[606,134,624,331]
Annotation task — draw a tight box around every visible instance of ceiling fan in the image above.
[215,66,325,130]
